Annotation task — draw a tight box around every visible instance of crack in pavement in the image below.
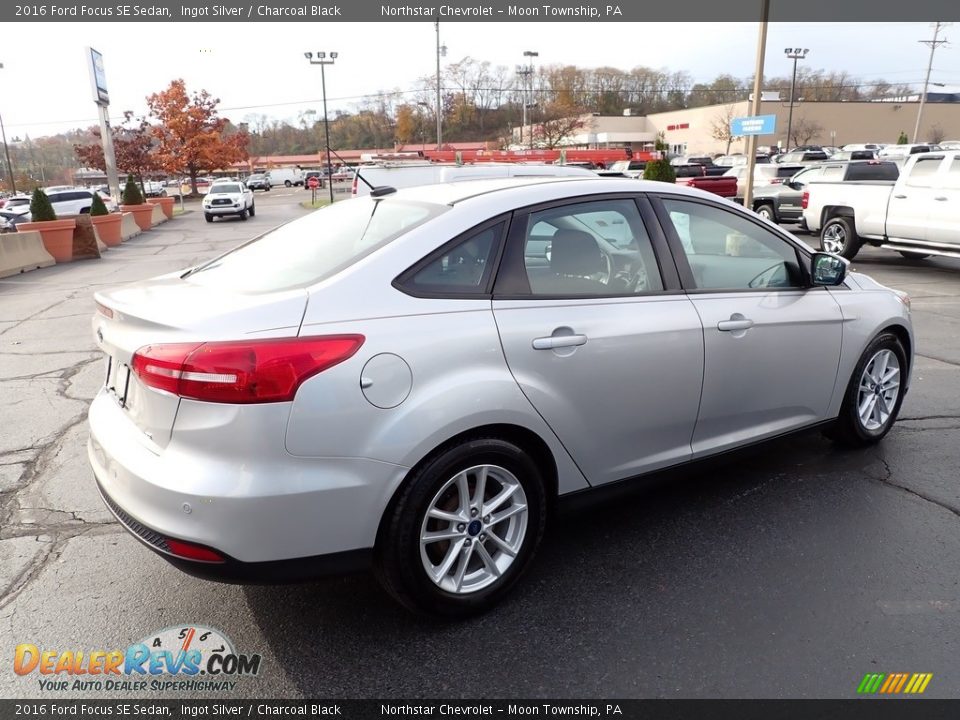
[0,293,79,338]
[865,454,960,521]
[916,352,960,369]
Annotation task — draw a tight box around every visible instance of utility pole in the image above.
[523,50,538,150]
[515,65,532,148]
[0,63,14,194]
[914,22,949,142]
[743,0,770,213]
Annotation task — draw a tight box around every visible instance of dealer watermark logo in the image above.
[857,672,933,695]
[14,624,262,693]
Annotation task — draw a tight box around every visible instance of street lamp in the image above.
[435,20,447,151]
[784,47,809,150]
[304,51,337,204]
[0,62,15,195]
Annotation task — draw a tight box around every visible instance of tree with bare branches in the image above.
[710,105,742,154]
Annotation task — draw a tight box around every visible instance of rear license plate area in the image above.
[105,355,132,408]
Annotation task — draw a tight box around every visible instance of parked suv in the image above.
[46,188,100,215]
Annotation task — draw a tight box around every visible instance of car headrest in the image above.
[551,229,602,276]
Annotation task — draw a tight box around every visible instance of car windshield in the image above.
[186,198,446,293]
[212,183,242,193]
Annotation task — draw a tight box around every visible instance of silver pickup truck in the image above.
[803,151,960,260]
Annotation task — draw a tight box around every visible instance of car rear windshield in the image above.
[185,198,445,293]
[845,162,900,181]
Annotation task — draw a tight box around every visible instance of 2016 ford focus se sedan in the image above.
[88,177,913,616]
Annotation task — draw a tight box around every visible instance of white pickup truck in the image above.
[803,151,960,260]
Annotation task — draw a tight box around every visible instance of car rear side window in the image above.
[946,158,960,189]
[186,198,445,293]
[402,222,505,295]
[905,156,944,187]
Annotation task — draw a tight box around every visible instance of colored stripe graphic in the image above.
[857,672,932,694]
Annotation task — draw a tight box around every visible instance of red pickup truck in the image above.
[673,164,738,198]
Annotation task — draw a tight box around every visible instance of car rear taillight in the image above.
[131,335,364,404]
[802,191,809,209]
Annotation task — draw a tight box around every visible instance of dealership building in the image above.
[517,97,960,155]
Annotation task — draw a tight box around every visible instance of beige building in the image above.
[649,100,960,155]
[513,100,960,156]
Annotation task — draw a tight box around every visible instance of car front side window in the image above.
[662,198,803,291]
[519,199,664,297]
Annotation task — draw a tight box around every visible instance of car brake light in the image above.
[802,191,809,209]
[131,335,364,404]
[166,539,225,563]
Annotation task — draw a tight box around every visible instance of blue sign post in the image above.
[731,114,777,136]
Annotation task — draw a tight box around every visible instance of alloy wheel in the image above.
[822,224,846,254]
[419,464,528,594]
[857,349,901,431]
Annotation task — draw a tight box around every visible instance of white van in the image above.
[264,168,304,187]
[350,163,595,197]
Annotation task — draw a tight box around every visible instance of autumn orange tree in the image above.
[74,111,158,196]
[146,80,248,196]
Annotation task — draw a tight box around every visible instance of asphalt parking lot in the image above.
[1,191,959,700]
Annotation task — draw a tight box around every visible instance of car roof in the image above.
[387,176,716,207]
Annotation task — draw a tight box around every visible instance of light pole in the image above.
[784,48,808,150]
[520,50,538,149]
[0,63,15,195]
[435,20,447,151]
[304,51,337,204]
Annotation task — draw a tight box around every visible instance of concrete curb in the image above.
[0,231,56,278]
[150,204,167,226]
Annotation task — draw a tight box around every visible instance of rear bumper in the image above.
[95,477,371,583]
[87,389,409,568]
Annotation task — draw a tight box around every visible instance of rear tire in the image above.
[820,216,861,260]
[826,332,907,447]
[755,203,776,223]
[284,180,292,187]
[374,437,547,617]
[898,251,930,260]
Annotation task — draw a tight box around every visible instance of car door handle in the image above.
[717,318,755,332]
[893,194,908,199]
[934,196,948,201]
[532,334,588,350]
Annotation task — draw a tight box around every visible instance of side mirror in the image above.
[788,181,802,190]
[811,252,848,286]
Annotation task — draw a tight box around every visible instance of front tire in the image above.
[820,216,861,260]
[284,180,292,187]
[827,333,907,447]
[248,203,255,217]
[204,213,213,223]
[239,209,249,220]
[375,437,547,617]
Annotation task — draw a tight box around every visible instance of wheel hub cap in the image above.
[467,520,482,536]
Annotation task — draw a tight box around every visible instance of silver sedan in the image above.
[88,178,913,616]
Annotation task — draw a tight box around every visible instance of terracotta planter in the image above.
[90,213,123,247]
[147,196,176,220]
[121,204,154,231]
[17,219,77,263]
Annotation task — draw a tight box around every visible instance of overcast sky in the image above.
[2,21,957,138]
